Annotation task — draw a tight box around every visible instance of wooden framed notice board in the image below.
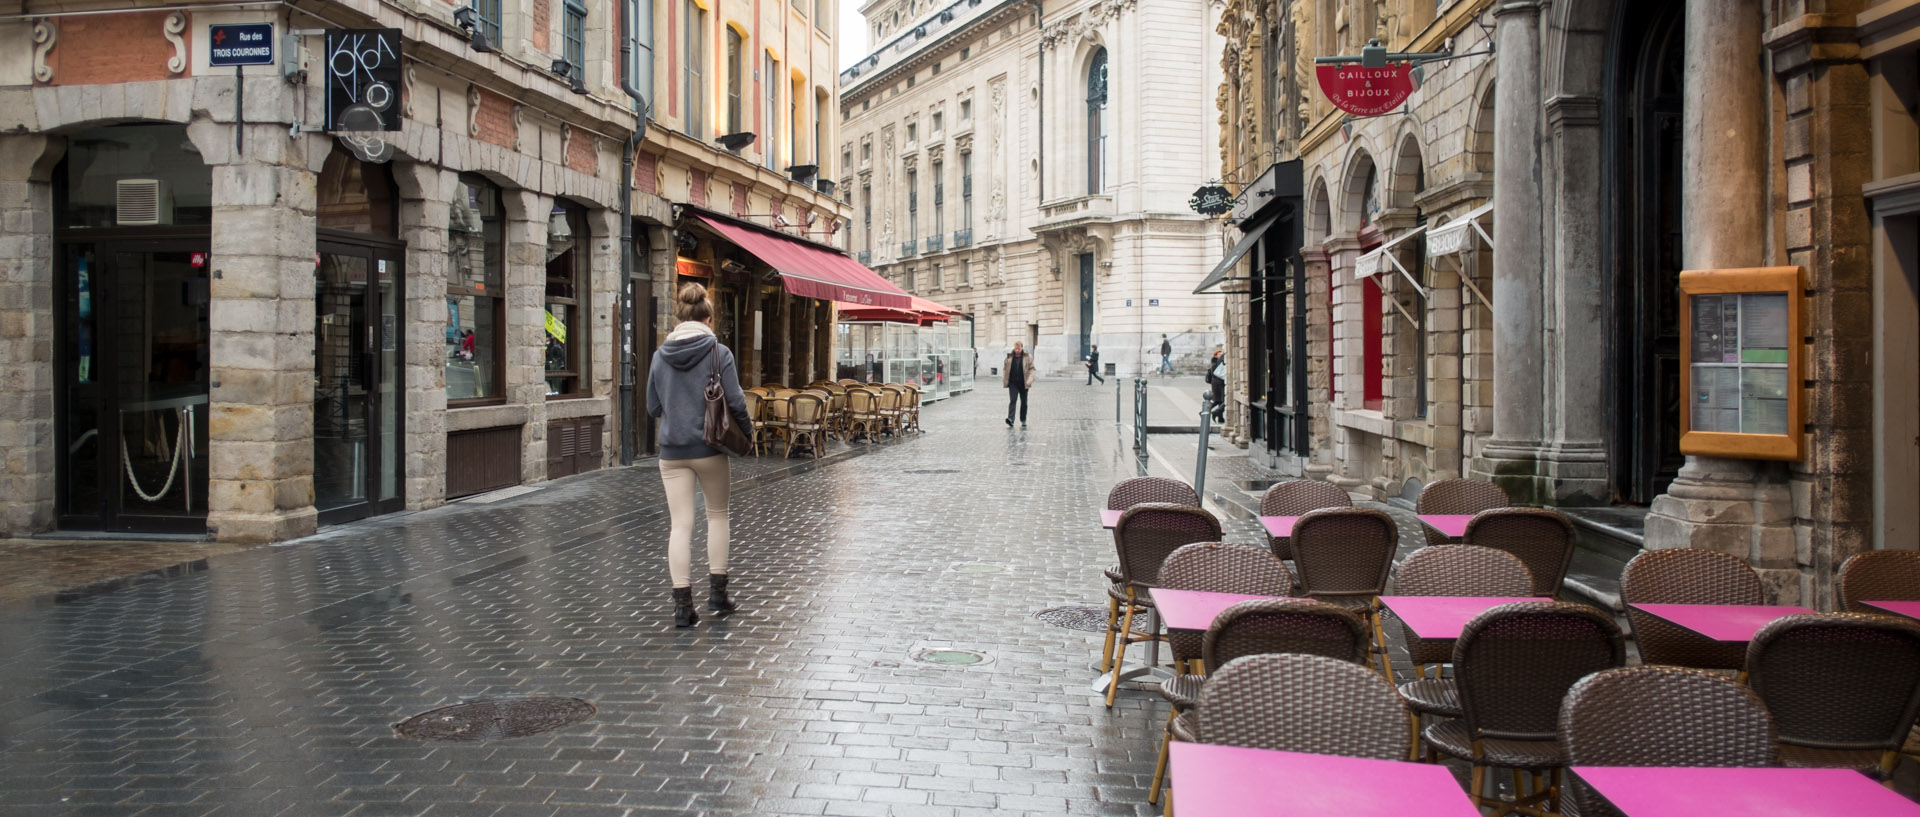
[1677,266,1804,460]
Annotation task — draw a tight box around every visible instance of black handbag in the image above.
[703,351,754,456]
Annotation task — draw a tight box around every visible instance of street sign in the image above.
[1149,299,1160,307]
[208,23,275,66]
[1315,62,1415,117]
[324,29,403,132]
[1189,184,1234,215]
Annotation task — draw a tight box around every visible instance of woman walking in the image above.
[647,283,753,627]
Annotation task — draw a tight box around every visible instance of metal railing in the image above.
[899,240,918,258]
[952,228,972,248]
[857,250,871,265]
[1133,377,1149,459]
[924,234,943,253]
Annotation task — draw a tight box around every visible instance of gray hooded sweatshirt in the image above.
[647,321,753,460]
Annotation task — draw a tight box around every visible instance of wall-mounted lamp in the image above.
[454,7,495,54]
[550,59,588,94]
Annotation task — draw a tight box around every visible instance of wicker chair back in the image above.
[1194,653,1410,759]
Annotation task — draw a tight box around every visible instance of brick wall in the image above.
[533,0,551,53]
[566,129,596,175]
[636,151,658,195]
[475,89,516,149]
[49,12,179,85]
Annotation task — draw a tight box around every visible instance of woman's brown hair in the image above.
[674,282,714,323]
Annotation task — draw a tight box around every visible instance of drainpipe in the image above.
[620,4,653,466]
[1029,0,1044,204]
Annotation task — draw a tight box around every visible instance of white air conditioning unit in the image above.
[115,178,174,226]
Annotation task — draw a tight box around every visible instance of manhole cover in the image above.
[1034,605,1147,633]
[905,469,962,475]
[912,648,988,666]
[952,563,1006,574]
[395,697,595,742]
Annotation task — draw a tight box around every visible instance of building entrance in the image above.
[313,238,405,524]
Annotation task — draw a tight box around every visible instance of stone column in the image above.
[1303,249,1334,480]
[394,163,452,509]
[1469,0,1549,501]
[200,124,324,544]
[504,189,552,483]
[1646,0,1796,600]
[1543,94,1610,505]
[0,134,57,537]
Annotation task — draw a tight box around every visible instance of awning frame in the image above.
[1194,215,1279,294]
[1355,225,1429,300]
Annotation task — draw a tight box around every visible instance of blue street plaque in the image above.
[1148,298,1160,306]
[208,23,275,66]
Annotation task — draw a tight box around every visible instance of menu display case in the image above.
[1678,266,1804,460]
[835,316,976,401]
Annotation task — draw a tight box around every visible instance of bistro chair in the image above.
[1559,666,1777,817]
[1190,652,1410,759]
[1620,548,1762,674]
[1258,479,1352,562]
[785,392,828,460]
[1746,613,1920,777]
[1105,503,1221,708]
[1837,549,1920,614]
[1416,478,1510,545]
[1424,601,1624,817]
[1154,542,1294,674]
[741,391,766,456]
[845,388,883,443]
[823,386,850,441]
[1388,545,1534,760]
[761,382,787,391]
[1101,478,1203,673]
[900,386,923,433]
[874,387,905,437]
[759,394,792,456]
[837,378,861,387]
[1462,507,1577,598]
[1289,507,1398,676]
[1150,597,1364,806]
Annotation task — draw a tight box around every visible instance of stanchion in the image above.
[1196,394,1212,501]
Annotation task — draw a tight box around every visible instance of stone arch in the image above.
[1307,174,1332,245]
[1546,0,1617,101]
[1386,128,1426,211]
[1471,79,1496,176]
[1338,148,1378,234]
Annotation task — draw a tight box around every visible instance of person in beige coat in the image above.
[1003,341,1037,426]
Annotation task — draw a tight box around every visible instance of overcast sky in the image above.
[838,3,869,70]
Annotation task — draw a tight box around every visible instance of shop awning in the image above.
[688,212,913,309]
[1353,225,1429,302]
[1193,216,1279,294]
[1426,201,1494,260]
[840,296,961,325]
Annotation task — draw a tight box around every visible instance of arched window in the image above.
[1086,48,1109,194]
[1359,164,1379,228]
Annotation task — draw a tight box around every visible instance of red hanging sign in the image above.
[1315,62,1416,117]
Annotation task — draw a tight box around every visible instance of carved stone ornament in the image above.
[902,152,917,173]
[31,19,55,84]
[926,143,944,164]
[163,12,188,74]
[511,104,526,150]
[955,133,973,154]
[560,123,573,159]
[466,85,482,137]
[1040,0,1137,50]
[403,62,417,118]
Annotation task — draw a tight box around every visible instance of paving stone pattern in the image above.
[0,381,1254,817]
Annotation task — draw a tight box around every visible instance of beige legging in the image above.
[660,454,730,588]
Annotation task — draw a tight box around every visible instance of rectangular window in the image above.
[862,184,872,252]
[684,1,705,137]
[932,62,941,76]
[473,0,503,48]
[625,0,654,106]
[932,112,943,134]
[932,160,943,239]
[1363,277,1384,411]
[907,123,916,144]
[815,0,828,29]
[960,46,969,60]
[907,169,918,241]
[816,95,826,165]
[764,54,779,169]
[960,258,970,284]
[932,263,942,289]
[726,27,742,133]
[564,0,586,78]
[960,99,971,120]
[448,178,505,402]
[961,152,972,228]
[862,142,871,163]
[546,203,590,397]
[790,78,801,168]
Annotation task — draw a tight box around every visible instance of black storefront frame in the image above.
[313,231,408,527]
[1230,161,1307,460]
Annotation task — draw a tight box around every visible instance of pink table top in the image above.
[1571,766,1920,817]
[1100,508,1123,528]
[1260,514,1474,538]
[1171,742,1482,817]
[1864,600,1920,620]
[1377,596,1541,640]
[1628,603,1815,643]
[1148,588,1286,632]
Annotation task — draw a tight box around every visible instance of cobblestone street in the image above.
[0,378,1279,817]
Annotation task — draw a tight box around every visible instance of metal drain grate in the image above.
[395,696,595,742]
[905,469,962,475]
[912,648,989,666]
[1034,605,1147,633]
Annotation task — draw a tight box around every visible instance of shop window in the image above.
[545,202,590,397]
[316,151,397,235]
[448,176,505,402]
[59,124,213,228]
[1363,277,1384,411]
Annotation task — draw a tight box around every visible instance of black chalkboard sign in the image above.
[325,29,402,132]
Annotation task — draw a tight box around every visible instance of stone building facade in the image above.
[0,0,850,543]
[1212,0,1920,605]
[839,0,1226,376]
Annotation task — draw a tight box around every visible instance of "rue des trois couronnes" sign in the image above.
[1315,62,1415,118]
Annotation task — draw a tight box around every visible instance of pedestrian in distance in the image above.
[1085,345,1105,385]
[1205,348,1227,423]
[1005,341,1036,426]
[647,283,754,628]
[1159,334,1173,376]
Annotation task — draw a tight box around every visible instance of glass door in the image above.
[59,240,211,532]
[314,239,403,524]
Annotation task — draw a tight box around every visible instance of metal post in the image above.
[1196,394,1212,501]
[1115,375,1123,423]
[1133,377,1149,457]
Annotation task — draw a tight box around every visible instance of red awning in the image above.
[840,296,963,325]
[688,213,912,309]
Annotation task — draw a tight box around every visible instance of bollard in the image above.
[1115,375,1123,423]
[1196,394,1212,500]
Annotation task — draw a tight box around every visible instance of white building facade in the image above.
[839,0,1226,376]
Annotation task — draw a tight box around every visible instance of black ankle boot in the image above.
[708,573,737,615]
[673,586,699,628]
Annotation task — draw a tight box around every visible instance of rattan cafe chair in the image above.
[758,395,791,456]
[785,392,828,460]
[1619,548,1763,675]
[1559,666,1777,817]
[1100,478,1202,673]
[741,391,766,456]
[1192,652,1410,759]
[1151,597,1364,806]
[845,389,883,443]
[1423,601,1624,817]
[1747,612,1920,778]
[1388,545,1534,760]
[1289,507,1398,677]
[1416,478,1510,545]
[1105,503,1221,708]
[1259,479,1352,562]
[1837,549,1920,615]
[1462,507,1576,598]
